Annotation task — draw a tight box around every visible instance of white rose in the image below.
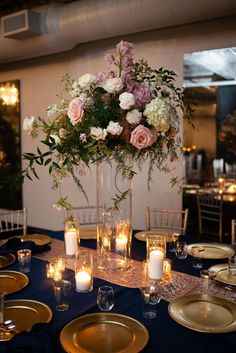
[90,127,107,140]
[103,77,123,94]
[50,134,61,145]
[23,116,35,135]
[78,73,96,88]
[119,92,135,110]
[126,109,142,124]
[106,121,123,136]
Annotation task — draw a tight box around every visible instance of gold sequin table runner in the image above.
[35,238,236,303]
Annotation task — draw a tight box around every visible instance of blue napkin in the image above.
[0,238,51,255]
[6,323,56,353]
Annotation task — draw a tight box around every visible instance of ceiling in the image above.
[0,0,76,17]
[184,47,236,88]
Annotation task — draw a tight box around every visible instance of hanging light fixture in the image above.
[0,82,19,105]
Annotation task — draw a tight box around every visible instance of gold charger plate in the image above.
[209,263,236,287]
[168,293,236,333]
[60,313,149,353]
[135,230,180,242]
[11,233,51,246]
[79,227,97,240]
[185,243,234,259]
[0,270,29,295]
[0,299,53,341]
[0,253,16,269]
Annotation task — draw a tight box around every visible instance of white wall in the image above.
[1,16,236,230]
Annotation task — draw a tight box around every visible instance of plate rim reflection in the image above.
[168,293,236,333]
[60,312,149,353]
[79,227,97,240]
[10,233,51,246]
[0,270,29,295]
[185,243,234,259]
[1,299,53,341]
[134,230,180,242]
[0,253,16,268]
[209,263,236,286]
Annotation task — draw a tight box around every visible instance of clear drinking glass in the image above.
[17,249,31,273]
[168,233,180,253]
[54,280,71,311]
[175,242,187,259]
[97,286,114,312]
[140,285,161,319]
[191,246,203,269]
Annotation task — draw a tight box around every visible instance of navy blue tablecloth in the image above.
[0,232,235,353]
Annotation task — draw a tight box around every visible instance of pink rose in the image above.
[130,125,156,149]
[67,98,84,125]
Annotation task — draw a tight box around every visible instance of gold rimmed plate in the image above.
[0,253,16,269]
[0,299,53,341]
[60,313,149,353]
[79,227,97,240]
[10,234,51,246]
[209,263,236,287]
[168,293,236,333]
[0,270,29,295]
[185,243,234,259]
[135,230,180,242]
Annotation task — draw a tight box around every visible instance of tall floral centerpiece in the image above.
[23,41,190,267]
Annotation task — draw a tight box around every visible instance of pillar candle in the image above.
[75,271,92,292]
[116,234,127,252]
[65,230,78,256]
[149,249,164,280]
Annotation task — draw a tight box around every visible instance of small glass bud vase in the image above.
[75,249,93,293]
[64,219,80,258]
[146,235,166,282]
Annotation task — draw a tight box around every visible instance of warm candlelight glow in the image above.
[46,263,55,278]
[53,270,62,282]
[64,227,79,256]
[75,271,92,292]
[116,233,128,252]
[149,249,164,280]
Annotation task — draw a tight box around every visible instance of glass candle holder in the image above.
[146,235,166,282]
[75,249,93,293]
[64,220,80,257]
[162,258,172,284]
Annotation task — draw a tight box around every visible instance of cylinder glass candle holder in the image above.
[146,235,166,282]
[75,249,93,293]
[64,220,80,257]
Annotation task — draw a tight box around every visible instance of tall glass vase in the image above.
[96,157,133,271]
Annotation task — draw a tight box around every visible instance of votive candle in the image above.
[75,271,92,292]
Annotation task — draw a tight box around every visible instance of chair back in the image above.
[66,206,102,226]
[232,219,236,245]
[0,208,27,235]
[213,158,224,179]
[146,208,189,235]
[197,192,223,242]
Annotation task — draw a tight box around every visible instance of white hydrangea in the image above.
[119,92,135,110]
[103,77,123,94]
[23,116,36,135]
[70,80,81,97]
[78,73,96,88]
[126,109,142,124]
[106,121,123,136]
[144,97,172,132]
[46,104,58,117]
[90,127,107,140]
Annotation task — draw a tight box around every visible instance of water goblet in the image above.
[54,280,71,311]
[97,286,114,312]
[175,241,187,259]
